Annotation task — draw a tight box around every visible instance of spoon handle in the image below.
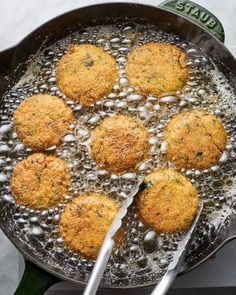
[151,248,186,295]
[151,202,203,295]
[83,238,115,295]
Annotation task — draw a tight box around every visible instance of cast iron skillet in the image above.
[1,1,236,294]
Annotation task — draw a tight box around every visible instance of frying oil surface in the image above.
[0,23,236,287]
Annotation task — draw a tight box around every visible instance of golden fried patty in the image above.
[165,110,227,170]
[137,169,199,233]
[13,94,73,151]
[91,115,150,174]
[126,42,188,97]
[56,44,117,107]
[59,193,119,259]
[11,153,70,210]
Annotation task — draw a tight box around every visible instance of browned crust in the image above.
[10,153,70,210]
[59,194,119,259]
[137,169,199,233]
[91,115,150,174]
[126,42,188,97]
[13,94,74,151]
[165,110,227,169]
[56,44,117,107]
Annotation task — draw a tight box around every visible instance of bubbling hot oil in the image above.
[0,23,236,287]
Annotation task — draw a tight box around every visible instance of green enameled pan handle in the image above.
[14,260,61,295]
[159,0,225,43]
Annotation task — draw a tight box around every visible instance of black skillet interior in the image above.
[1,1,236,294]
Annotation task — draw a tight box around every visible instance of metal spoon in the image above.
[151,202,204,295]
[83,175,144,295]
[83,178,203,295]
